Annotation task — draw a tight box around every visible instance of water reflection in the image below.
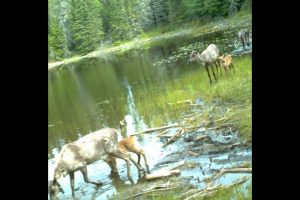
[123,79,147,135]
[49,22,251,156]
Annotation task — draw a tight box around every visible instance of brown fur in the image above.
[119,118,150,174]
[219,54,235,74]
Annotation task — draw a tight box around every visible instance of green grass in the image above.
[205,181,252,200]
[151,184,252,200]
[135,55,252,141]
[110,179,252,200]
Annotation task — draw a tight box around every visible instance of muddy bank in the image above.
[111,125,252,200]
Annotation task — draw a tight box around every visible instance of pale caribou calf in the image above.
[49,128,146,199]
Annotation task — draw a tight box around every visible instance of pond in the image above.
[48,19,252,199]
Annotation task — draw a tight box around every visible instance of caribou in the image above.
[189,44,221,84]
[48,128,147,199]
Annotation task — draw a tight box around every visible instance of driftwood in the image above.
[162,128,185,147]
[144,169,181,180]
[131,124,179,136]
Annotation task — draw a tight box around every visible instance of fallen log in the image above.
[131,124,179,136]
[144,169,181,180]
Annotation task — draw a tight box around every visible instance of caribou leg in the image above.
[80,166,102,186]
[69,172,75,197]
[210,64,218,82]
[205,66,213,84]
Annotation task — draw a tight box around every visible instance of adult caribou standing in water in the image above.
[238,28,250,49]
[48,128,147,199]
[188,44,221,84]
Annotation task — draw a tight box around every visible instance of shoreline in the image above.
[48,13,251,71]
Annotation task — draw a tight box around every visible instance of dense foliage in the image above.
[48,0,251,61]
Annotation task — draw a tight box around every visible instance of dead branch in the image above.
[162,128,185,147]
[176,189,200,199]
[194,135,209,142]
[183,121,208,132]
[157,129,171,137]
[200,165,250,183]
[188,151,198,156]
[168,99,193,105]
[123,186,179,200]
[206,122,238,130]
[142,180,171,191]
[213,116,230,123]
[212,168,252,180]
[144,169,181,180]
[182,186,219,200]
[131,124,179,136]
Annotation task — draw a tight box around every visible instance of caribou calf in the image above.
[119,118,151,174]
[219,54,235,74]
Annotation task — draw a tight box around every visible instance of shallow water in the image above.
[48,20,252,199]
